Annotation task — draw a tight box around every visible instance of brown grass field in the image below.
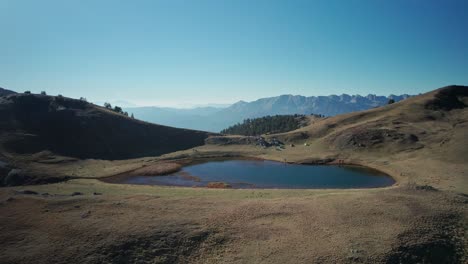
[0,86,467,263]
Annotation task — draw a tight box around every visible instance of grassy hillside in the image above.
[0,93,212,160]
[0,86,466,263]
[201,85,468,192]
[269,85,468,161]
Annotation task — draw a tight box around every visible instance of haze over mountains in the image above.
[1,87,411,132]
[125,93,411,132]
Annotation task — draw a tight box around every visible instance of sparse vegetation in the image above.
[425,85,468,110]
[113,106,123,114]
[0,85,466,263]
[221,114,307,136]
[104,102,128,116]
[388,99,395,104]
[311,113,325,117]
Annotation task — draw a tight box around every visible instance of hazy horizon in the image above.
[1,0,467,106]
[95,90,418,108]
[2,85,419,109]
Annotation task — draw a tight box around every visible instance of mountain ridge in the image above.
[126,93,411,132]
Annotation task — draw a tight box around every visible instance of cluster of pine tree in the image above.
[221,114,306,136]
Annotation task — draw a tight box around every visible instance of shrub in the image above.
[113,106,123,114]
[104,102,127,116]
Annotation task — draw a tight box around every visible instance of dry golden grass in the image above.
[0,86,467,263]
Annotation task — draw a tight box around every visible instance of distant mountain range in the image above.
[125,93,411,132]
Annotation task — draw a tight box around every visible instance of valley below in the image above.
[0,86,467,263]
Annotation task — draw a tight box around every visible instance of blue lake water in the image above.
[120,160,395,189]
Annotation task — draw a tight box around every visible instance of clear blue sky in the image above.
[1,0,467,106]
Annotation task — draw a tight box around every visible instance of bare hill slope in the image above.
[0,87,16,97]
[0,93,212,160]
